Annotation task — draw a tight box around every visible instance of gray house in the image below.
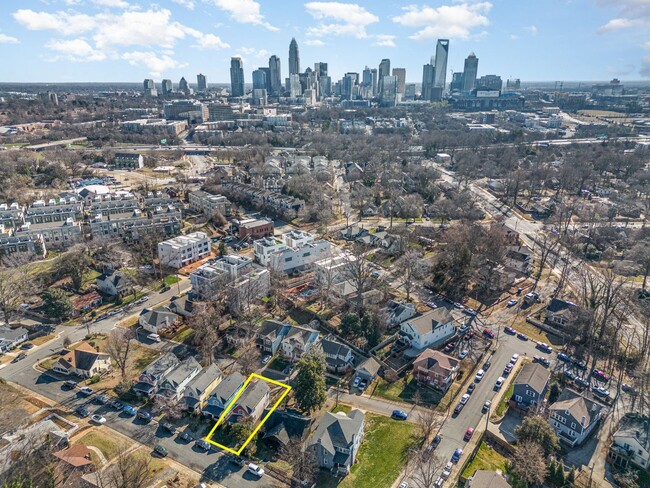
[512,363,550,409]
[256,320,319,362]
[228,380,270,423]
[355,357,381,382]
[0,326,28,352]
[320,336,354,373]
[309,409,365,475]
[133,352,180,397]
[203,372,246,420]
[96,270,130,296]
[549,389,604,447]
[155,357,202,401]
[138,307,179,333]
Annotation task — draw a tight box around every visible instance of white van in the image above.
[147,333,161,342]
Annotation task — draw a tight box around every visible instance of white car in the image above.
[399,483,409,488]
[442,462,453,479]
[475,369,485,382]
[90,414,106,424]
[458,350,469,359]
[79,387,94,396]
[510,353,519,363]
[460,393,470,405]
[262,355,272,365]
[353,377,361,388]
[247,463,265,477]
[495,377,505,390]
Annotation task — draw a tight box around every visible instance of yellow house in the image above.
[182,364,223,412]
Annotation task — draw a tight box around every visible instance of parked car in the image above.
[262,355,272,365]
[353,377,361,388]
[451,448,463,463]
[20,342,34,350]
[482,329,495,339]
[161,422,177,434]
[122,405,137,416]
[453,302,464,310]
[458,350,469,359]
[63,380,77,389]
[511,353,519,363]
[247,463,265,477]
[12,353,27,362]
[564,371,577,381]
[537,342,552,353]
[195,439,211,451]
[504,326,516,335]
[463,331,475,341]
[137,410,152,422]
[495,377,505,390]
[392,410,408,420]
[442,461,453,479]
[592,386,610,398]
[533,355,550,367]
[75,407,90,417]
[593,370,610,382]
[228,454,245,467]
[358,379,368,391]
[507,299,518,307]
[178,431,194,442]
[573,359,587,370]
[622,383,637,395]
[94,394,110,404]
[427,435,442,453]
[482,400,492,413]
[463,428,474,441]
[154,445,168,457]
[557,352,571,362]
[160,286,171,293]
[575,376,590,388]
[460,393,470,405]
[463,308,477,316]
[482,360,491,371]
[467,383,476,394]
[79,387,94,396]
[458,325,470,335]
[91,415,106,424]
[516,332,529,341]
[475,369,485,382]
[111,400,124,410]
[503,363,513,375]
[454,403,464,415]
[147,333,161,343]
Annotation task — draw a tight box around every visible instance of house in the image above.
[96,270,131,297]
[355,356,381,383]
[399,307,455,350]
[320,336,354,373]
[546,298,578,327]
[70,291,103,316]
[155,357,202,401]
[548,388,605,447]
[53,443,93,469]
[112,152,144,169]
[308,409,365,475]
[228,379,270,423]
[261,409,312,449]
[385,300,416,326]
[139,307,179,333]
[169,295,197,317]
[608,414,650,470]
[0,326,28,352]
[512,363,550,409]
[133,352,180,397]
[183,364,223,413]
[203,372,246,420]
[467,470,511,488]
[53,343,111,378]
[412,349,460,391]
[256,321,319,362]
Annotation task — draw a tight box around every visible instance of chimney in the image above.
[581,415,586,427]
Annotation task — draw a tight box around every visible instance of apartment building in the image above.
[0,203,25,230]
[254,230,330,273]
[188,190,231,217]
[190,255,253,299]
[158,232,211,269]
[0,235,46,258]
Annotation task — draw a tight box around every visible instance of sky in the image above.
[0,0,649,83]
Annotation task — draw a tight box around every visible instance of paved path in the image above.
[328,389,433,424]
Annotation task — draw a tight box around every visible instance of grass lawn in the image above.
[163,275,180,286]
[172,326,194,344]
[492,382,514,419]
[509,318,564,346]
[461,442,508,479]
[337,413,421,488]
[330,404,351,414]
[372,376,442,406]
[31,334,55,346]
[77,431,125,461]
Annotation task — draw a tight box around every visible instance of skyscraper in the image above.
[288,73,302,97]
[342,72,358,100]
[450,72,463,92]
[252,69,267,90]
[178,77,191,95]
[378,58,390,95]
[362,66,373,98]
[269,55,282,95]
[476,75,502,91]
[421,64,435,101]
[381,75,397,106]
[434,39,449,89]
[289,38,300,75]
[197,73,207,92]
[161,79,173,95]
[462,52,479,93]
[143,79,157,97]
[370,68,378,97]
[392,68,406,97]
[230,57,244,97]
[314,62,328,77]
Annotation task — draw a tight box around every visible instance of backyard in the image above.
[372,375,443,406]
[461,441,509,480]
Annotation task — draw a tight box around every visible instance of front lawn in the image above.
[330,413,421,488]
[330,404,351,414]
[77,431,125,461]
[163,275,180,286]
[372,376,442,406]
[492,382,515,419]
[461,441,508,479]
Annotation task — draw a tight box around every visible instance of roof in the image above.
[320,337,352,359]
[470,470,511,488]
[158,357,201,393]
[97,270,129,291]
[551,388,604,425]
[57,343,109,372]
[614,415,650,452]
[547,298,577,313]
[184,364,222,400]
[71,291,102,310]
[309,409,364,455]
[140,307,178,328]
[0,326,28,342]
[211,371,246,405]
[356,357,381,377]
[233,379,269,415]
[514,363,550,394]
[257,320,286,340]
[413,349,459,374]
[141,352,180,379]
[262,409,312,445]
[53,443,93,468]
[404,307,454,335]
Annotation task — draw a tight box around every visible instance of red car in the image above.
[463,428,474,441]
[482,329,495,339]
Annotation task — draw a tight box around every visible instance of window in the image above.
[571,422,577,430]
[515,395,523,402]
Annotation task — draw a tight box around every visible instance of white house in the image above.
[609,415,650,470]
[158,232,211,269]
[139,307,179,333]
[399,308,455,350]
[548,389,604,447]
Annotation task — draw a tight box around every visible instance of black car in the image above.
[94,394,110,404]
[161,422,177,434]
[153,445,168,457]
[137,410,152,422]
[76,406,90,418]
[564,370,577,381]
[467,383,476,394]
[12,353,27,362]
[482,361,491,371]
[111,400,124,410]
[228,455,246,467]
[454,403,464,415]
[575,376,590,388]
[20,342,34,350]
[178,431,193,442]
[573,359,587,371]
[63,380,77,389]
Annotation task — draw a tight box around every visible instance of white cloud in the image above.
[172,0,195,9]
[305,2,379,38]
[373,34,396,47]
[45,38,107,61]
[122,51,187,78]
[392,2,491,41]
[598,18,646,33]
[192,33,229,50]
[510,34,518,40]
[0,33,19,44]
[13,9,97,36]
[207,0,277,31]
[304,39,325,46]
[92,0,130,8]
[525,25,538,36]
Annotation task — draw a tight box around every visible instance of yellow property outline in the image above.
[204,372,292,455]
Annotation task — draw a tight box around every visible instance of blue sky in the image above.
[0,0,648,83]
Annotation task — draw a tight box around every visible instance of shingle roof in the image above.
[0,326,28,342]
[470,470,511,488]
[356,357,381,377]
[211,372,246,405]
[140,307,178,329]
[514,363,550,394]
[547,298,577,313]
[309,409,364,455]
[57,343,109,372]
[53,443,93,468]
[158,357,201,393]
[184,364,222,400]
[413,349,459,375]
[320,337,352,359]
[551,388,603,426]
[141,352,180,380]
[233,380,269,415]
[404,307,454,335]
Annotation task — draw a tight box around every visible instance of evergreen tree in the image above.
[294,349,327,413]
[42,289,73,320]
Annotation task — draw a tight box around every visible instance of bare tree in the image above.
[152,394,183,421]
[237,342,261,377]
[0,257,34,325]
[56,245,91,292]
[416,407,442,445]
[405,448,444,488]
[394,249,424,302]
[105,328,135,381]
[343,244,374,314]
[280,437,319,486]
[96,445,152,488]
[534,231,559,284]
[509,440,546,487]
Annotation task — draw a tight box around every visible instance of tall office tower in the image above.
[258,67,272,91]
[450,72,463,92]
[433,39,449,89]
[462,52,479,93]
[178,77,191,95]
[252,88,267,106]
[381,75,397,105]
[476,75,502,91]
[421,64,435,101]
[289,74,302,97]
[370,68,378,97]
[405,84,416,100]
[269,55,282,95]
[361,66,373,98]
[197,73,207,92]
[321,76,332,97]
[392,68,406,96]
[143,79,157,97]
[289,38,300,75]
[378,58,390,95]
[341,72,358,100]
[314,62,328,77]
[230,57,244,97]
[161,79,173,95]
[252,69,267,90]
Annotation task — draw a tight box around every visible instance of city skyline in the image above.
[0,0,649,82]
